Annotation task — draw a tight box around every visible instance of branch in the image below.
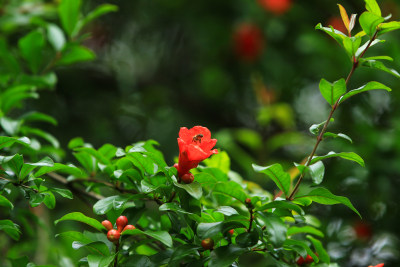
[287,30,379,200]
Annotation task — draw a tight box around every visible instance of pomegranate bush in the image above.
[0,0,399,266]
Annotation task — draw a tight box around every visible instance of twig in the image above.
[287,30,379,200]
[0,176,39,193]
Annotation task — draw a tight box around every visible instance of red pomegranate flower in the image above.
[174,126,218,178]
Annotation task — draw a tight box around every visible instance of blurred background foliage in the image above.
[1,0,400,266]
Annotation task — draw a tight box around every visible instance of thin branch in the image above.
[287,29,379,200]
[0,176,39,193]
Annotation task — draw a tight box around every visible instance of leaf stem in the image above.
[287,30,379,201]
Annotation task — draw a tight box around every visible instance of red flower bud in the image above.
[228,229,235,235]
[101,220,113,231]
[369,264,384,267]
[116,216,128,232]
[304,254,314,264]
[201,238,214,250]
[181,173,194,184]
[107,229,120,243]
[296,256,305,266]
[122,224,136,232]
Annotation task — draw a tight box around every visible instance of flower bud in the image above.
[107,229,120,243]
[228,229,235,235]
[201,238,214,250]
[101,220,113,231]
[122,224,136,232]
[181,173,194,184]
[116,216,128,232]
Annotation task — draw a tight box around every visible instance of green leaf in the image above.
[235,231,259,247]
[379,21,400,35]
[87,255,115,267]
[55,212,106,232]
[34,163,84,178]
[168,244,200,264]
[343,36,362,58]
[58,0,81,37]
[339,81,391,103]
[20,126,60,148]
[257,213,287,246]
[20,111,57,125]
[256,200,304,215]
[0,117,21,135]
[294,187,361,217]
[122,229,173,247]
[0,136,30,150]
[1,85,38,114]
[307,235,330,263]
[93,195,132,215]
[1,154,24,176]
[209,245,247,267]
[173,181,202,200]
[215,206,239,216]
[159,203,193,215]
[309,161,325,185]
[0,195,13,210]
[43,191,56,209]
[26,156,54,167]
[287,226,324,238]
[213,181,247,203]
[78,4,118,32]
[315,23,346,44]
[73,241,110,256]
[323,132,353,143]
[68,137,84,149]
[47,23,66,51]
[57,45,95,65]
[319,78,346,106]
[203,151,230,174]
[360,59,400,78]
[359,12,384,36]
[362,56,393,61]
[0,220,21,240]
[29,192,45,207]
[310,151,364,167]
[253,163,290,197]
[51,188,73,199]
[364,0,381,16]
[18,30,45,73]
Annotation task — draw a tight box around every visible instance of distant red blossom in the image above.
[327,16,347,34]
[233,23,264,62]
[174,126,218,178]
[368,264,384,267]
[258,0,292,15]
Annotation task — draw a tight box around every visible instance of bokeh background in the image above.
[2,0,400,266]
